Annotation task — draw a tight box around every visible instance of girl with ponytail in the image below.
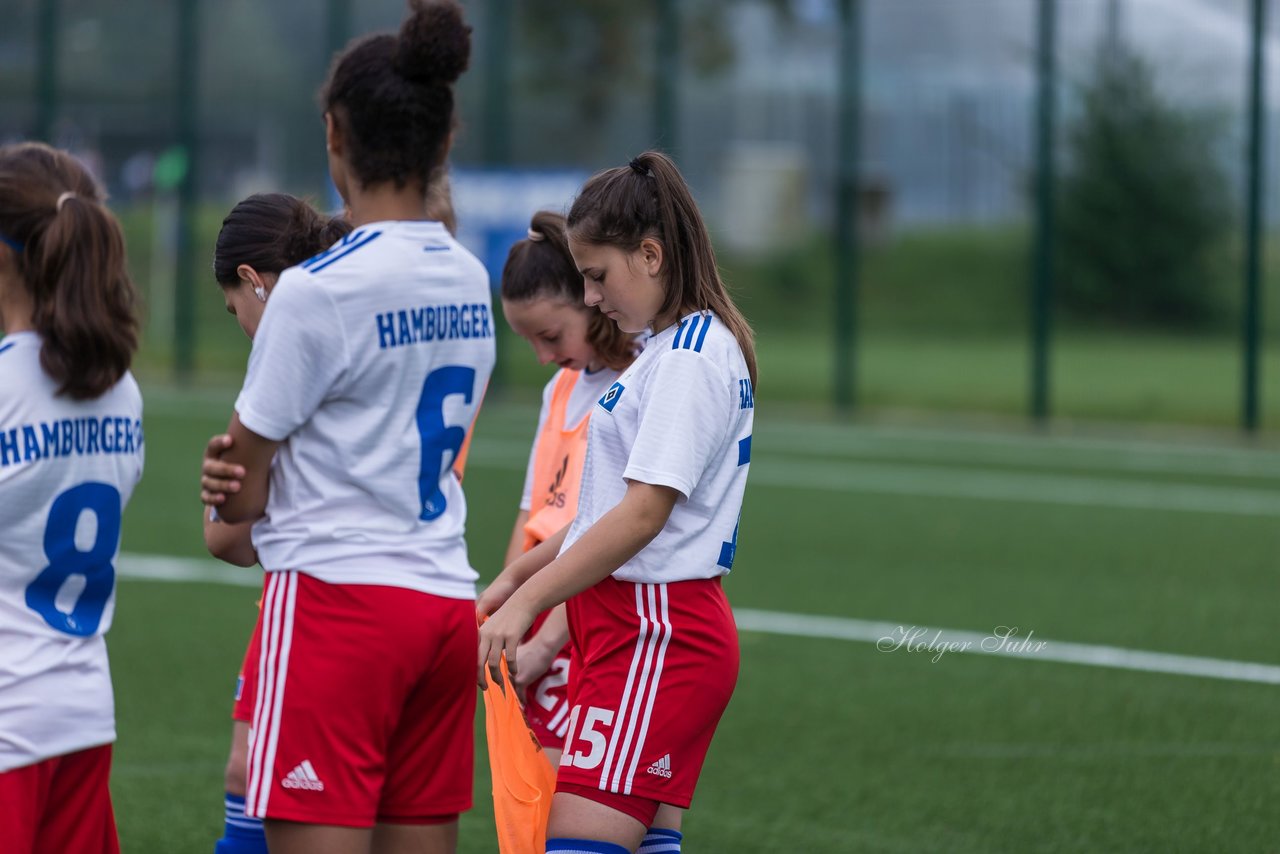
[0,141,144,854]
[479,151,756,854]
[200,3,492,852]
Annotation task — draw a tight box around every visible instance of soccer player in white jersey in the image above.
[202,193,352,854]
[478,151,757,854]
[499,211,690,854]
[0,142,144,854]
[498,210,638,755]
[201,3,492,853]
[203,185,459,854]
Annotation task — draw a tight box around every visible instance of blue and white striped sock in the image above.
[213,793,267,854]
[546,839,630,854]
[638,827,683,853]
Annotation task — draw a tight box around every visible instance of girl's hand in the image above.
[201,434,246,507]
[511,636,558,695]
[477,600,536,689]
[476,570,520,618]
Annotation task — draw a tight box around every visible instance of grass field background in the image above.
[121,207,1280,434]
[106,382,1280,853]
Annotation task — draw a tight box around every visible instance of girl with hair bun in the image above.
[201,3,492,853]
[0,141,144,854]
[479,151,756,854]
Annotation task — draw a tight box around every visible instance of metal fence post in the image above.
[174,0,200,380]
[654,0,679,156]
[1029,0,1057,423]
[33,0,59,142]
[483,0,512,166]
[834,0,862,412]
[1242,0,1267,432]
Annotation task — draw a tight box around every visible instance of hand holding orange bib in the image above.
[482,644,557,853]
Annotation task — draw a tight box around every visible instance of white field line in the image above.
[465,438,1280,517]
[751,458,1280,517]
[774,420,1280,462]
[116,553,1280,686]
[119,552,261,588]
[755,431,1280,480]
[734,610,1280,686]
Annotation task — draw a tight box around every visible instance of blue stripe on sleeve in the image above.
[671,318,690,349]
[680,315,702,349]
[0,342,14,357]
[738,434,752,465]
[693,314,713,351]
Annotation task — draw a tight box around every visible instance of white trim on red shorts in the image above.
[596,582,672,795]
[246,571,299,818]
[546,699,571,738]
[623,584,672,795]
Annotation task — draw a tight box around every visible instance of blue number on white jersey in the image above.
[25,482,121,636]
[415,365,476,521]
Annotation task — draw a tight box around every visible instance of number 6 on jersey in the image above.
[415,365,476,521]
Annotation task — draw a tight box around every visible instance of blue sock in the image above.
[546,839,631,854]
[638,828,683,853]
[213,793,267,854]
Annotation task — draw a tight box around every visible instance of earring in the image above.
[254,286,267,302]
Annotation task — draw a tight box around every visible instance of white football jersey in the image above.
[0,331,144,771]
[235,221,495,598]
[561,311,754,584]
[520,366,623,512]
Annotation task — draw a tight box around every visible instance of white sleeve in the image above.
[234,273,349,441]
[623,350,733,500]
[519,375,558,511]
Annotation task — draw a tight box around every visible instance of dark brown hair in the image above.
[213,193,353,285]
[501,210,635,372]
[0,142,138,400]
[566,150,757,387]
[321,0,471,192]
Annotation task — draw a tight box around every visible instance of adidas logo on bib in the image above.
[281,760,325,791]
[646,754,673,779]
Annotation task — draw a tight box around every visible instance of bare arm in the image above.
[199,433,258,566]
[476,521,572,618]
[214,413,281,525]
[478,481,679,685]
[203,508,258,568]
[502,509,530,569]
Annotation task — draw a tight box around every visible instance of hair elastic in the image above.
[56,191,77,212]
[629,158,650,177]
[0,232,23,253]
[526,227,545,242]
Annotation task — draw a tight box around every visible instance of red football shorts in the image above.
[232,605,264,722]
[0,744,119,854]
[522,610,573,750]
[557,576,738,813]
[244,571,476,827]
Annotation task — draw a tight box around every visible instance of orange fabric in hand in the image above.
[483,655,557,853]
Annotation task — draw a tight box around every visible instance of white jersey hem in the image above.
[264,567,477,601]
